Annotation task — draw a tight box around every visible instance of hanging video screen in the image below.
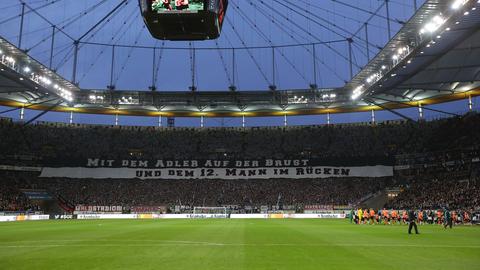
[150,0,205,13]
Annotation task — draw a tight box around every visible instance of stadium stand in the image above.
[0,112,479,162]
[0,171,390,212]
[0,113,479,213]
[386,173,480,210]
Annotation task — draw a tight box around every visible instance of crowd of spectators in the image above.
[385,173,480,210]
[1,113,480,212]
[0,172,37,212]
[0,112,479,162]
[3,169,478,213]
[0,171,389,212]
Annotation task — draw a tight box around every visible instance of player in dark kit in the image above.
[444,208,453,229]
[408,209,419,234]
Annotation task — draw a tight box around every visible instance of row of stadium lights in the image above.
[118,96,138,105]
[351,0,478,101]
[0,49,74,102]
[289,93,336,104]
[89,94,142,106]
[291,95,309,104]
[89,95,140,105]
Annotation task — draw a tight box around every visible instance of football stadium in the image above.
[0,0,480,269]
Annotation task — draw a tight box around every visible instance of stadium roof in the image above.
[0,0,479,117]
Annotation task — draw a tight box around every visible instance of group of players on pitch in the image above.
[351,208,473,228]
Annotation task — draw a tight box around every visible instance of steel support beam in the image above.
[366,98,416,122]
[385,0,392,40]
[313,44,317,87]
[108,45,115,90]
[365,23,370,61]
[232,48,236,87]
[22,99,63,126]
[347,38,353,80]
[0,98,60,115]
[272,48,276,87]
[49,26,56,69]
[72,42,79,84]
[151,48,156,91]
[77,0,127,42]
[18,3,26,49]
[372,96,461,116]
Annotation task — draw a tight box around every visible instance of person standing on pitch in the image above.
[408,209,419,234]
[357,208,363,224]
[444,208,453,229]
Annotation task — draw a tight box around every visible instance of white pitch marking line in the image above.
[0,239,225,246]
[0,242,479,249]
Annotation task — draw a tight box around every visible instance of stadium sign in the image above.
[75,205,124,213]
[49,214,75,220]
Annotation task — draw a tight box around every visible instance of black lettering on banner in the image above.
[225,168,236,176]
[200,169,215,176]
[258,169,267,175]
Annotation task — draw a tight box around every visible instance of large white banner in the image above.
[40,165,393,180]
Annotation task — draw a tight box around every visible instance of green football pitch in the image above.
[0,219,479,270]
